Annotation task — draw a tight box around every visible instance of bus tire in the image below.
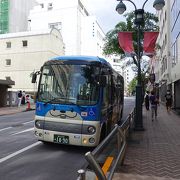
[120,107,123,119]
[40,140,50,145]
[99,124,106,143]
[107,120,112,134]
[118,108,123,125]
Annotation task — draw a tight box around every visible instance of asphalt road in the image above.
[0,97,135,180]
[122,96,135,121]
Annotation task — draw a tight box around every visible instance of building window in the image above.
[22,40,28,47]
[40,3,44,8]
[5,59,11,66]
[48,3,53,10]
[6,42,11,48]
[48,22,62,30]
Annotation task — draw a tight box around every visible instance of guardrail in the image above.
[77,108,135,180]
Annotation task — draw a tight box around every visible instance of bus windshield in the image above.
[38,64,100,105]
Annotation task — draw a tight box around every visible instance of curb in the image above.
[22,108,35,112]
[0,108,35,116]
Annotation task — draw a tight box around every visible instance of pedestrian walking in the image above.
[165,90,172,112]
[149,91,159,121]
[17,90,22,107]
[26,95,31,110]
[21,91,26,105]
[144,91,150,110]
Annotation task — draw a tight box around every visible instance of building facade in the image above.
[156,0,180,110]
[0,28,64,92]
[0,0,37,34]
[156,0,171,101]
[170,0,180,110]
[28,0,105,56]
[108,56,135,96]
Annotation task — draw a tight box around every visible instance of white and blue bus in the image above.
[32,56,124,147]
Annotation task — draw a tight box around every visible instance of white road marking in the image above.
[0,141,41,163]
[23,120,34,125]
[0,127,12,132]
[0,121,33,133]
[11,128,34,135]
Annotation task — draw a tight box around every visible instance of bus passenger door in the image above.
[110,75,118,126]
[100,72,113,139]
[106,74,114,134]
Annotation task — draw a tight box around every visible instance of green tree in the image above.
[103,11,159,93]
[128,77,137,95]
[103,11,159,56]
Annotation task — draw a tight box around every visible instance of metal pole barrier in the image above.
[108,128,126,180]
[77,169,86,180]
[85,152,106,180]
[118,128,127,166]
[116,124,121,152]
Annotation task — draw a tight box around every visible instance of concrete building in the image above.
[0,0,37,34]
[156,0,180,110]
[122,65,135,96]
[170,0,180,110]
[108,57,123,75]
[0,77,15,107]
[28,0,105,56]
[108,56,135,96]
[156,0,171,100]
[0,28,64,94]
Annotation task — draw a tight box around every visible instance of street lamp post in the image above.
[116,0,165,130]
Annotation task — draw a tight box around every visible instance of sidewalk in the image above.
[0,104,35,116]
[113,105,180,180]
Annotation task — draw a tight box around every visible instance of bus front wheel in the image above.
[99,124,106,143]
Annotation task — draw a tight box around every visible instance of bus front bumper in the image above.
[34,118,101,147]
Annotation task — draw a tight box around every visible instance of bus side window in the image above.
[111,76,116,104]
[102,76,108,107]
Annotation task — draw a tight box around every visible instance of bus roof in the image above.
[49,55,111,66]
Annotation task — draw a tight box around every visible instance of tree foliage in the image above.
[103,11,159,56]
[103,11,159,94]
[128,77,137,95]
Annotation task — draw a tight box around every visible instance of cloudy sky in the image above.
[85,0,156,33]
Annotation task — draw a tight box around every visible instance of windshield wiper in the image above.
[65,100,87,110]
[44,97,66,105]
[43,98,86,110]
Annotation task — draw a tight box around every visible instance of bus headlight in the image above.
[35,131,38,136]
[87,126,96,134]
[35,120,41,128]
[89,137,95,144]
[83,138,88,144]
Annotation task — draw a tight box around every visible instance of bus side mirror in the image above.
[100,75,107,87]
[31,73,37,83]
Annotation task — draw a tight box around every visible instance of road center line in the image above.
[0,127,12,132]
[0,141,41,163]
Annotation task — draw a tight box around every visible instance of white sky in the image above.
[85,0,156,33]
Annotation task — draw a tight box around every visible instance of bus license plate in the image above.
[54,134,69,144]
